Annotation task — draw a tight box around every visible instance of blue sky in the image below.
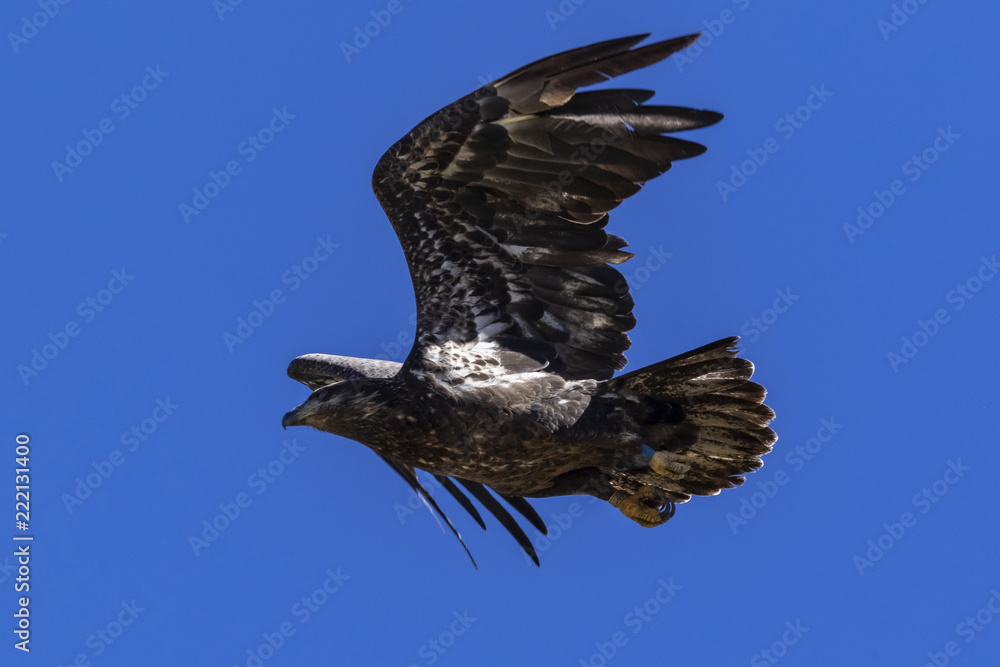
[2,0,998,665]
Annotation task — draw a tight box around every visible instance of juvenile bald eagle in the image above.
[283,33,776,566]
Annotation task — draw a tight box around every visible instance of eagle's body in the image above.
[299,371,616,495]
[283,34,777,565]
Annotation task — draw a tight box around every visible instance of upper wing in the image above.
[286,354,401,390]
[372,34,721,387]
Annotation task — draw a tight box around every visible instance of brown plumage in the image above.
[283,34,776,566]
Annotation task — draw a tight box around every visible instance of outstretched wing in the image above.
[380,457,549,567]
[286,354,400,390]
[372,34,721,390]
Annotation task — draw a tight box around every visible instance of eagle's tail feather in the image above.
[606,337,776,527]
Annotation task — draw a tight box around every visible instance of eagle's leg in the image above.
[608,487,675,527]
[649,450,692,479]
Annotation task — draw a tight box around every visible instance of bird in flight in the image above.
[283,33,776,566]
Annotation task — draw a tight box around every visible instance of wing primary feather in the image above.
[380,456,478,569]
[457,479,540,566]
[500,494,548,535]
[434,475,487,530]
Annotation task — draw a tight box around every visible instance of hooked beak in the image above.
[282,405,307,429]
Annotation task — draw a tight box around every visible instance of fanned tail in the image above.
[606,337,777,527]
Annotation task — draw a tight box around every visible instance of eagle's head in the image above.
[283,354,403,436]
[282,380,371,434]
[281,384,333,429]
